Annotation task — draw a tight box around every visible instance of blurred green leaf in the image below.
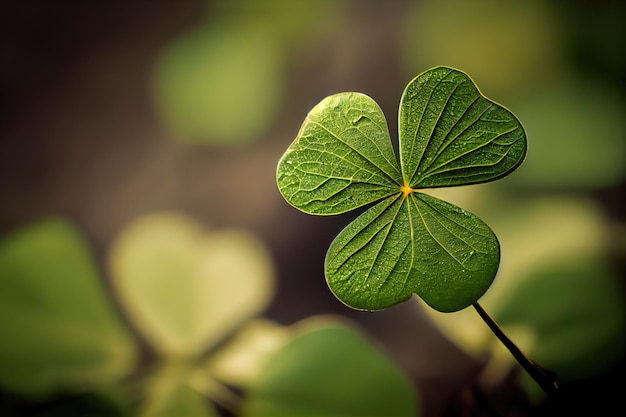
[138,361,217,417]
[154,18,284,145]
[241,320,419,417]
[109,212,275,357]
[156,0,346,147]
[206,319,290,388]
[510,78,626,188]
[424,196,624,389]
[277,66,526,312]
[493,257,625,383]
[402,0,564,96]
[0,219,137,396]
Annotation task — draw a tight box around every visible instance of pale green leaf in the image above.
[0,218,137,396]
[110,212,275,357]
[206,319,291,388]
[138,361,218,417]
[241,321,419,417]
[510,78,626,188]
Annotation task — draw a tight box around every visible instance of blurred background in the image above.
[1,1,624,416]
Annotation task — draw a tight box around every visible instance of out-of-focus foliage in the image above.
[403,0,626,188]
[242,318,419,417]
[0,213,419,416]
[108,211,278,416]
[154,19,284,146]
[402,0,564,97]
[206,319,291,388]
[110,213,418,416]
[0,219,137,397]
[423,189,625,399]
[137,360,219,417]
[110,212,275,357]
[510,79,626,189]
[153,0,346,146]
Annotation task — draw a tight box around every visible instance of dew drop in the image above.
[327,96,342,110]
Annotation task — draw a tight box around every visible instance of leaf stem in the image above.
[472,302,560,399]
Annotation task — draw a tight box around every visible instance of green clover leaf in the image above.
[277,67,526,312]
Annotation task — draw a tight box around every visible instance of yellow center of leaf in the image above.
[401,182,414,197]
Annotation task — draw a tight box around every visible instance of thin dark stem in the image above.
[473,302,560,399]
